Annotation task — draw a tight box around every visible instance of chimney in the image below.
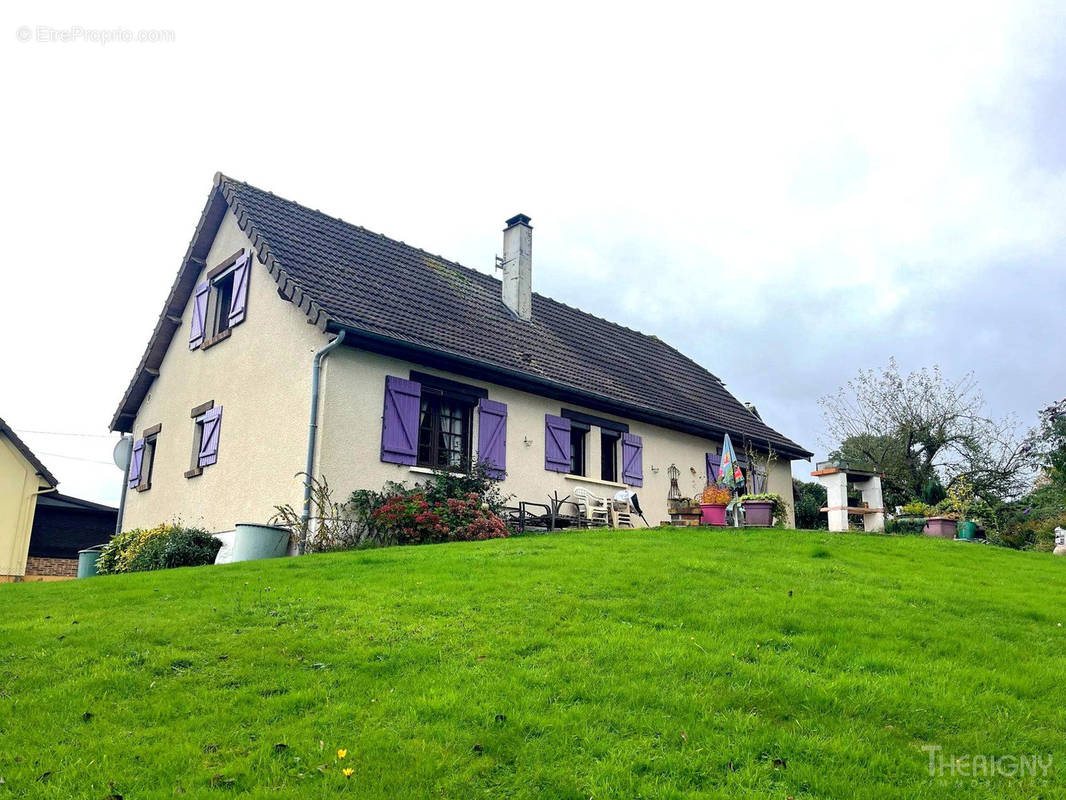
[500,213,532,320]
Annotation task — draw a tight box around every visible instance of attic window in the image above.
[212,271,235,335]
[190,249,250,350]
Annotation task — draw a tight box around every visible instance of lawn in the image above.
[1,528,1064,799]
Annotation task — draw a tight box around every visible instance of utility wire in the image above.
[15,429,113,439]
[36,451,115,466]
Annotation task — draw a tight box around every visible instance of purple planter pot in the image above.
[699,503,727,525]
[743,501,774,527]
[924,517,958,538]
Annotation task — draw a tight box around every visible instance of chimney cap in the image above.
[505,213,532,228]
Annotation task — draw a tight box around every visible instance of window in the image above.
[569,426,587,476]
[185,402,222,478]
[211,270,235,336]
[600,430,619,482]
[139,425,160,491]
[191,249,249,350]
[417,388,472,469]
[128,424,160,492]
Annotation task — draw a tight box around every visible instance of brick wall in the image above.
[25,556,79,578]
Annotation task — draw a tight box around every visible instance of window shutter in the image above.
[197,406,223,467]
[381,376,421,465]
[477,398,507,480]
[128,439,145,489]
[544,414,571,472]
[621,433,644,486]
[227,251,251,327]
[189,281,209,349]
[752,465,767,493]
[706,452,721,485]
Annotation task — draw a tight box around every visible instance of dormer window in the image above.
[189,249,250,349]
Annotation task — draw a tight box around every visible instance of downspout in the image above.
[300,329,346,555]
[115,435,132,535]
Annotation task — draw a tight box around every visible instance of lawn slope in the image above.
[2,528,1064,799]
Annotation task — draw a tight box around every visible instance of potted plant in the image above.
[739,493,784,527]
[923,514,958,539]
[699,484,732,525]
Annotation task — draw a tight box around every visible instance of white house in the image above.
[110,174,810,536]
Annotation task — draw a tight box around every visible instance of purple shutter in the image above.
[477,398,507,479]
[128,438,145,489]
[381,376,421,465]
[706,452,721,485]
[197,406,222,467]
[544,414,571,472]
[189,281,209,349]
[227,251,250,327]
[621,433,643,487]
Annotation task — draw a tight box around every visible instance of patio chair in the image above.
[610,499,634,528]
[571,486,610,527]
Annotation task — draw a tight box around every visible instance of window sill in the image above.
[200,328,232,350]
[134,483,152,493]
[184,467,203,479]
[564,475,628,490]
[408,465,470,476]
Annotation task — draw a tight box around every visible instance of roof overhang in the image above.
[328,322,814,460]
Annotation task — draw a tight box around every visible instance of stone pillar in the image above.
[823,472,849,532]
[857,477,885,532]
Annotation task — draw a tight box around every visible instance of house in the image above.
[110,174,811,538]
[26,493,117,579]
[1,417,58,581]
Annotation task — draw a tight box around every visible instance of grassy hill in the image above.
[2,528,1064,799]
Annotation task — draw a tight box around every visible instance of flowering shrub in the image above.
[344,461,513,547]
[372,490,510,545]
[97,523,220,574]
[700,485,732,505]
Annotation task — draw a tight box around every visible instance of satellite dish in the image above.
[113,435,133,471]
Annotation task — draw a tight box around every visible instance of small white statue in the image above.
[1054,527,1066,557]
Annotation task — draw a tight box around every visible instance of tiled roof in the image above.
[112,174,810,458]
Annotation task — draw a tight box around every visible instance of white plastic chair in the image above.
[571,486,610,527]
[611,500,634,528]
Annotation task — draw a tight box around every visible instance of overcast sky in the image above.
[3,1,1064,506]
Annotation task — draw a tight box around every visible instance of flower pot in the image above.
[923,517,957,539]
[743,500,773,527]
[223,523,291,563]
[699,503,728,525]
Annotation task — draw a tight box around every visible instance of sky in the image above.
[2,1,1064,506]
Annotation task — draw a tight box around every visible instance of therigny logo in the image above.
[922,745,1053,778]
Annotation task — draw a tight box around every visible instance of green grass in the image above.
[2,528,1065,799]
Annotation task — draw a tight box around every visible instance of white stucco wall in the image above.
[120,212,326,533]
[119,210,798,534]
[317,348,797,527]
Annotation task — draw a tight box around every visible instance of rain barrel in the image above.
[229,523,291,563]
[77,547,103,578]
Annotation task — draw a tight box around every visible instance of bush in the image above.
[98,523,220,574]
[885,517,926,535]
[793,479,827,529]
[900,501,933,517]
[341,462,514,548]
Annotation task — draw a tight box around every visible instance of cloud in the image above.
[1,0,1063,501]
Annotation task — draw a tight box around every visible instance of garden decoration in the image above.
[717,434,746,527]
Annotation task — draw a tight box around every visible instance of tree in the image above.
[792,479,827,529]
[1033,397,1066,487]
[819,359,1035,506]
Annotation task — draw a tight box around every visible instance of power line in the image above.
[37,451,115,467]
[15,429,113,439]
